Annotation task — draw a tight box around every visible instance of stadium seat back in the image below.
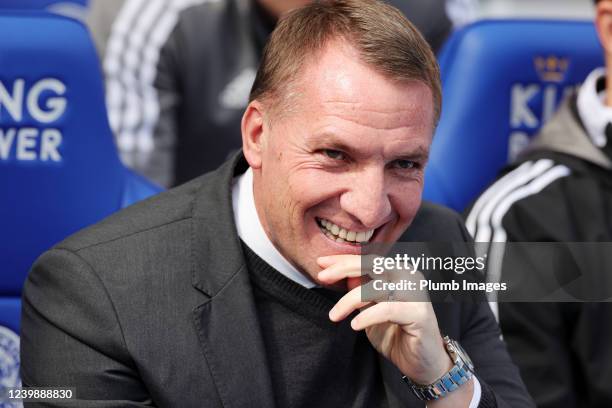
[423,20,604,211]
[0,12,161,377]
[0,1,90,23]
[0,0,88,10]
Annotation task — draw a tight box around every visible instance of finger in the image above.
[329,285,368,322]
[351,302,430,331]
[318,254,381,269]
[328,283,372,322]
[317,254,357,268]
[317,255,362,283]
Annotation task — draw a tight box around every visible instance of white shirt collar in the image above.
[232,167,317,288]
[577,67,612,148]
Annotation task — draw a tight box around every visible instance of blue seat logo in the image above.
[0,78,66,164]
[508,55,576,161]
[0,325,20,408]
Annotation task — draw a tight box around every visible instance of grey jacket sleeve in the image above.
[20,248,153,407]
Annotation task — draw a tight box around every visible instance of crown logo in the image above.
[534,56,569,83]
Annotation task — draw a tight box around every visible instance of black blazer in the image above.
[21,153,534,407]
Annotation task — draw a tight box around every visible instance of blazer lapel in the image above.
[190,153,276,408]
[193,268,276,408]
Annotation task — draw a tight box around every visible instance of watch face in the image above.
[444,337,474,369]
[453,340,474,369]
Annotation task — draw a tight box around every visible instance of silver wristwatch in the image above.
[402,336,475,401]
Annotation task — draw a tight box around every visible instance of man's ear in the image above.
[596,1,612,55]
[241,100,266,169]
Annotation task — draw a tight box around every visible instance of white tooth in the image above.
[321,219,328,227]
[366,230,374,241]
[325,223,333,232]
[336,237,345,243]
[331,224,339,235]
[356,231,366,242]
[339,228,347,239]
[346,231,356,241]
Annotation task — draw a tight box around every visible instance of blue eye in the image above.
[324,149,345,160]
[394,159,415,169]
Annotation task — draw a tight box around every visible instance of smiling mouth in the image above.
[316,217,376,245]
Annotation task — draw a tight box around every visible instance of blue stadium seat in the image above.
[0,11,162,391]
[0,1,89,21]
[0,298,21,388]
[423,20,604,212]
[0,0,88,9]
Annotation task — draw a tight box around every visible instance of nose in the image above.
[340,166,392,229]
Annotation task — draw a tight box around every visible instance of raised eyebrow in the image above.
[308,133,360,155]
[391,147,430,163]
[310,132,430,161]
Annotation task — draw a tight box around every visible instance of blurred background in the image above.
[0,1,608,407]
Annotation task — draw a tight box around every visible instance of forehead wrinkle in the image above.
[320,97,419,110]
[320,100,420,115]
[317,109,430,132]
[317,96,432,124]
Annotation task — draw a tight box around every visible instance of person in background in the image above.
[465,1,612,406]
[85,0,459,187]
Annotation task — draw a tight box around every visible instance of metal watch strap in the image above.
[402,360,473,401]
[402,337,475,401]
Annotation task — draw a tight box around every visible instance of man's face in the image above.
[249,40,435,284]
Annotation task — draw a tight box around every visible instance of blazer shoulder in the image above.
[57,177,204,252]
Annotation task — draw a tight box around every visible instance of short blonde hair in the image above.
[249,0,442,124]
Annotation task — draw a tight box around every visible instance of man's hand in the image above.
[317,254,474,407]
[317,254,451,383]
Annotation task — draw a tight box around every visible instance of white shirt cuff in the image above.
[469,376,482,408]
[425,376,481,408]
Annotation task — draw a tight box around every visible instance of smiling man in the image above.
[21,1,532,407]
[242,39,433,273]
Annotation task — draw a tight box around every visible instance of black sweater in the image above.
[243,243,388,408]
